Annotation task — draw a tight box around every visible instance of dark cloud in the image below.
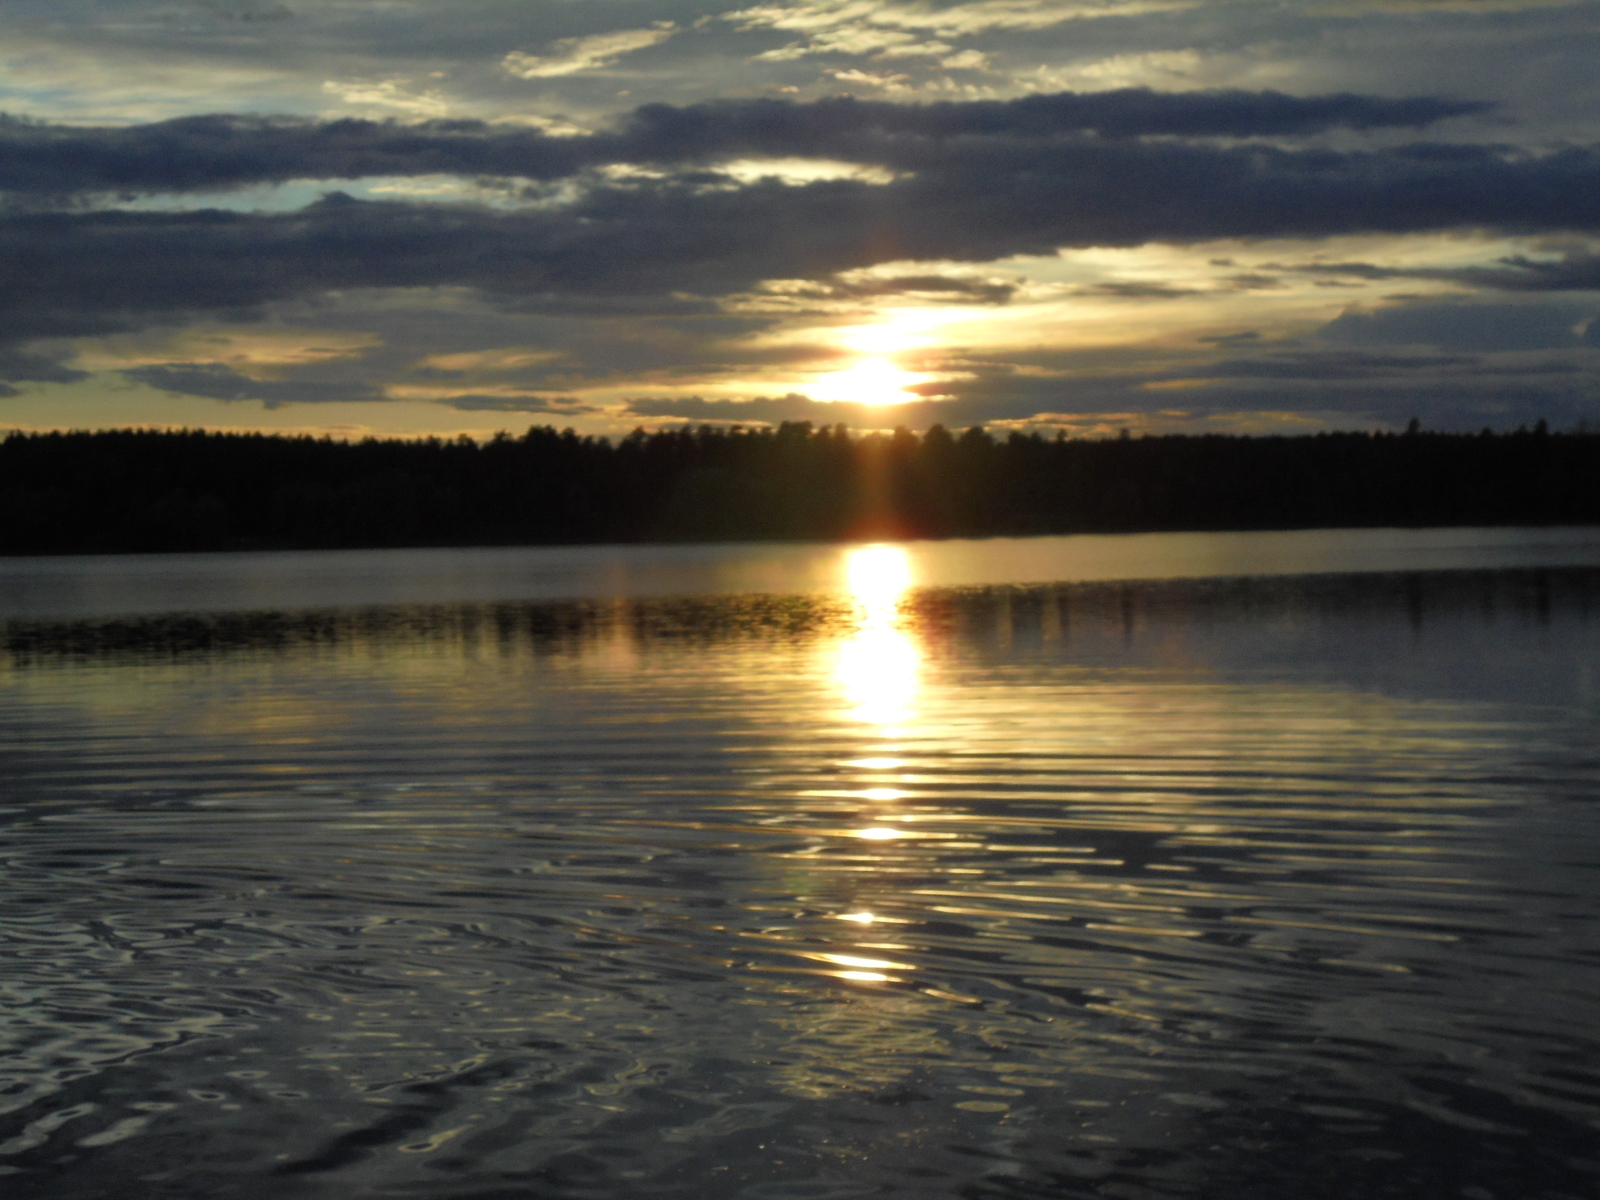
[436,393,596,413]
[0,90,1489,198]
[819,274,1017,303]
[1318,300,1598,351]
[5,127,1600,347]
[1081,281,1199,298]
[1294,260,1411,282]
[622,393,950,428]
[897,340,1600,427]
[609,89,1488,154]
[191,1,294,22]
[0,113,588,199]
[1445,250,1600,291]
[0,347,90,387]
[622,386,1178,431]
[1207,350,1482,379]
[122,361,384,405]
[1221,272,1288,292]
[493,293,728,318]
[1286,248,1600,293]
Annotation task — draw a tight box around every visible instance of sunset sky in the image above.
[4,0,1600,440]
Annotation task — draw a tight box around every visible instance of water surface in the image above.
[5,524,1600,619]
[2,535,1598,1199]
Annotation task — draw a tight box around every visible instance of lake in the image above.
[2,528,1599,1199]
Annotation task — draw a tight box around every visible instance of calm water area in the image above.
[2,527,1599,1199]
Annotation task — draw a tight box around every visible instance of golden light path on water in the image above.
[837,544,918,729]
[828,544,922,982]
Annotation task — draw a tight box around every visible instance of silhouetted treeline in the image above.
[3,421,1598,555]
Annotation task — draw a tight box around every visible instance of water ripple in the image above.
[1,568,1597,1197]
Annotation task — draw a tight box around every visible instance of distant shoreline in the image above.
[4,423,1597,558]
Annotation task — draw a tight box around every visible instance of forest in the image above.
[2,421,1597,555]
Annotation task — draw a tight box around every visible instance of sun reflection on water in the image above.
[851,827,905,840]
[835,625,917,724]
[836,545,919,729]
[828,545,925,978]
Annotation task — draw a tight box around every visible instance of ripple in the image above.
[1,570,1597,1197]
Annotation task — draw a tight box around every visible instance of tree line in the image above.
[2,421,1596,555]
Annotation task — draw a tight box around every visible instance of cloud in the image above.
[0,347,90,384]
[2,2,1595,438]
[1079,280,1199,297]
[1206,349,1484,379]
[622,391,951,427]
[1318,299,1600,351]
[725,0,1198,62]
[0,347,90,395]
[0,90,1489,198]
[320,79,452,118]
[7,131,1600,345]
[502,24,678,79]
[2,88,1597,424]
[1445,251,1600,292]
[413,348,565,374]
[1067,50,1203,88]
[79,326,381,372]
[584,88,1490,156]
[824,67,914,90]
[940,49,991,71]
[432,393,597,413]
[807,335,1600,431]
[821,272,1018,302]
[1317,0,1587,12]
[122,361,385,405]
[618,385,1394,432]
[188,1,294,21]
[1287,247,1600,293]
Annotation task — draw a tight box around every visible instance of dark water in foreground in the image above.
[2,543,1599,1198]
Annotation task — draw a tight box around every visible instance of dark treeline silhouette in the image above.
[2,421,1597,555]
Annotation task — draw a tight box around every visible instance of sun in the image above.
[809,309,953,406]
[812,356,927,406]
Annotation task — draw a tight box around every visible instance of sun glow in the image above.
[810,309,955,406]
[840,318,930,356]
[811,356,926,406]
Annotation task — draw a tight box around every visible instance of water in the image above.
[6,524,1600,620]
[2,530,1598,1199]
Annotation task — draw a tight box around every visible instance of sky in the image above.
[4,0,1600,440]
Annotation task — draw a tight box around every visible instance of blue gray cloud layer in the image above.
[0,90,1487,196]
[2,89,1595,349]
